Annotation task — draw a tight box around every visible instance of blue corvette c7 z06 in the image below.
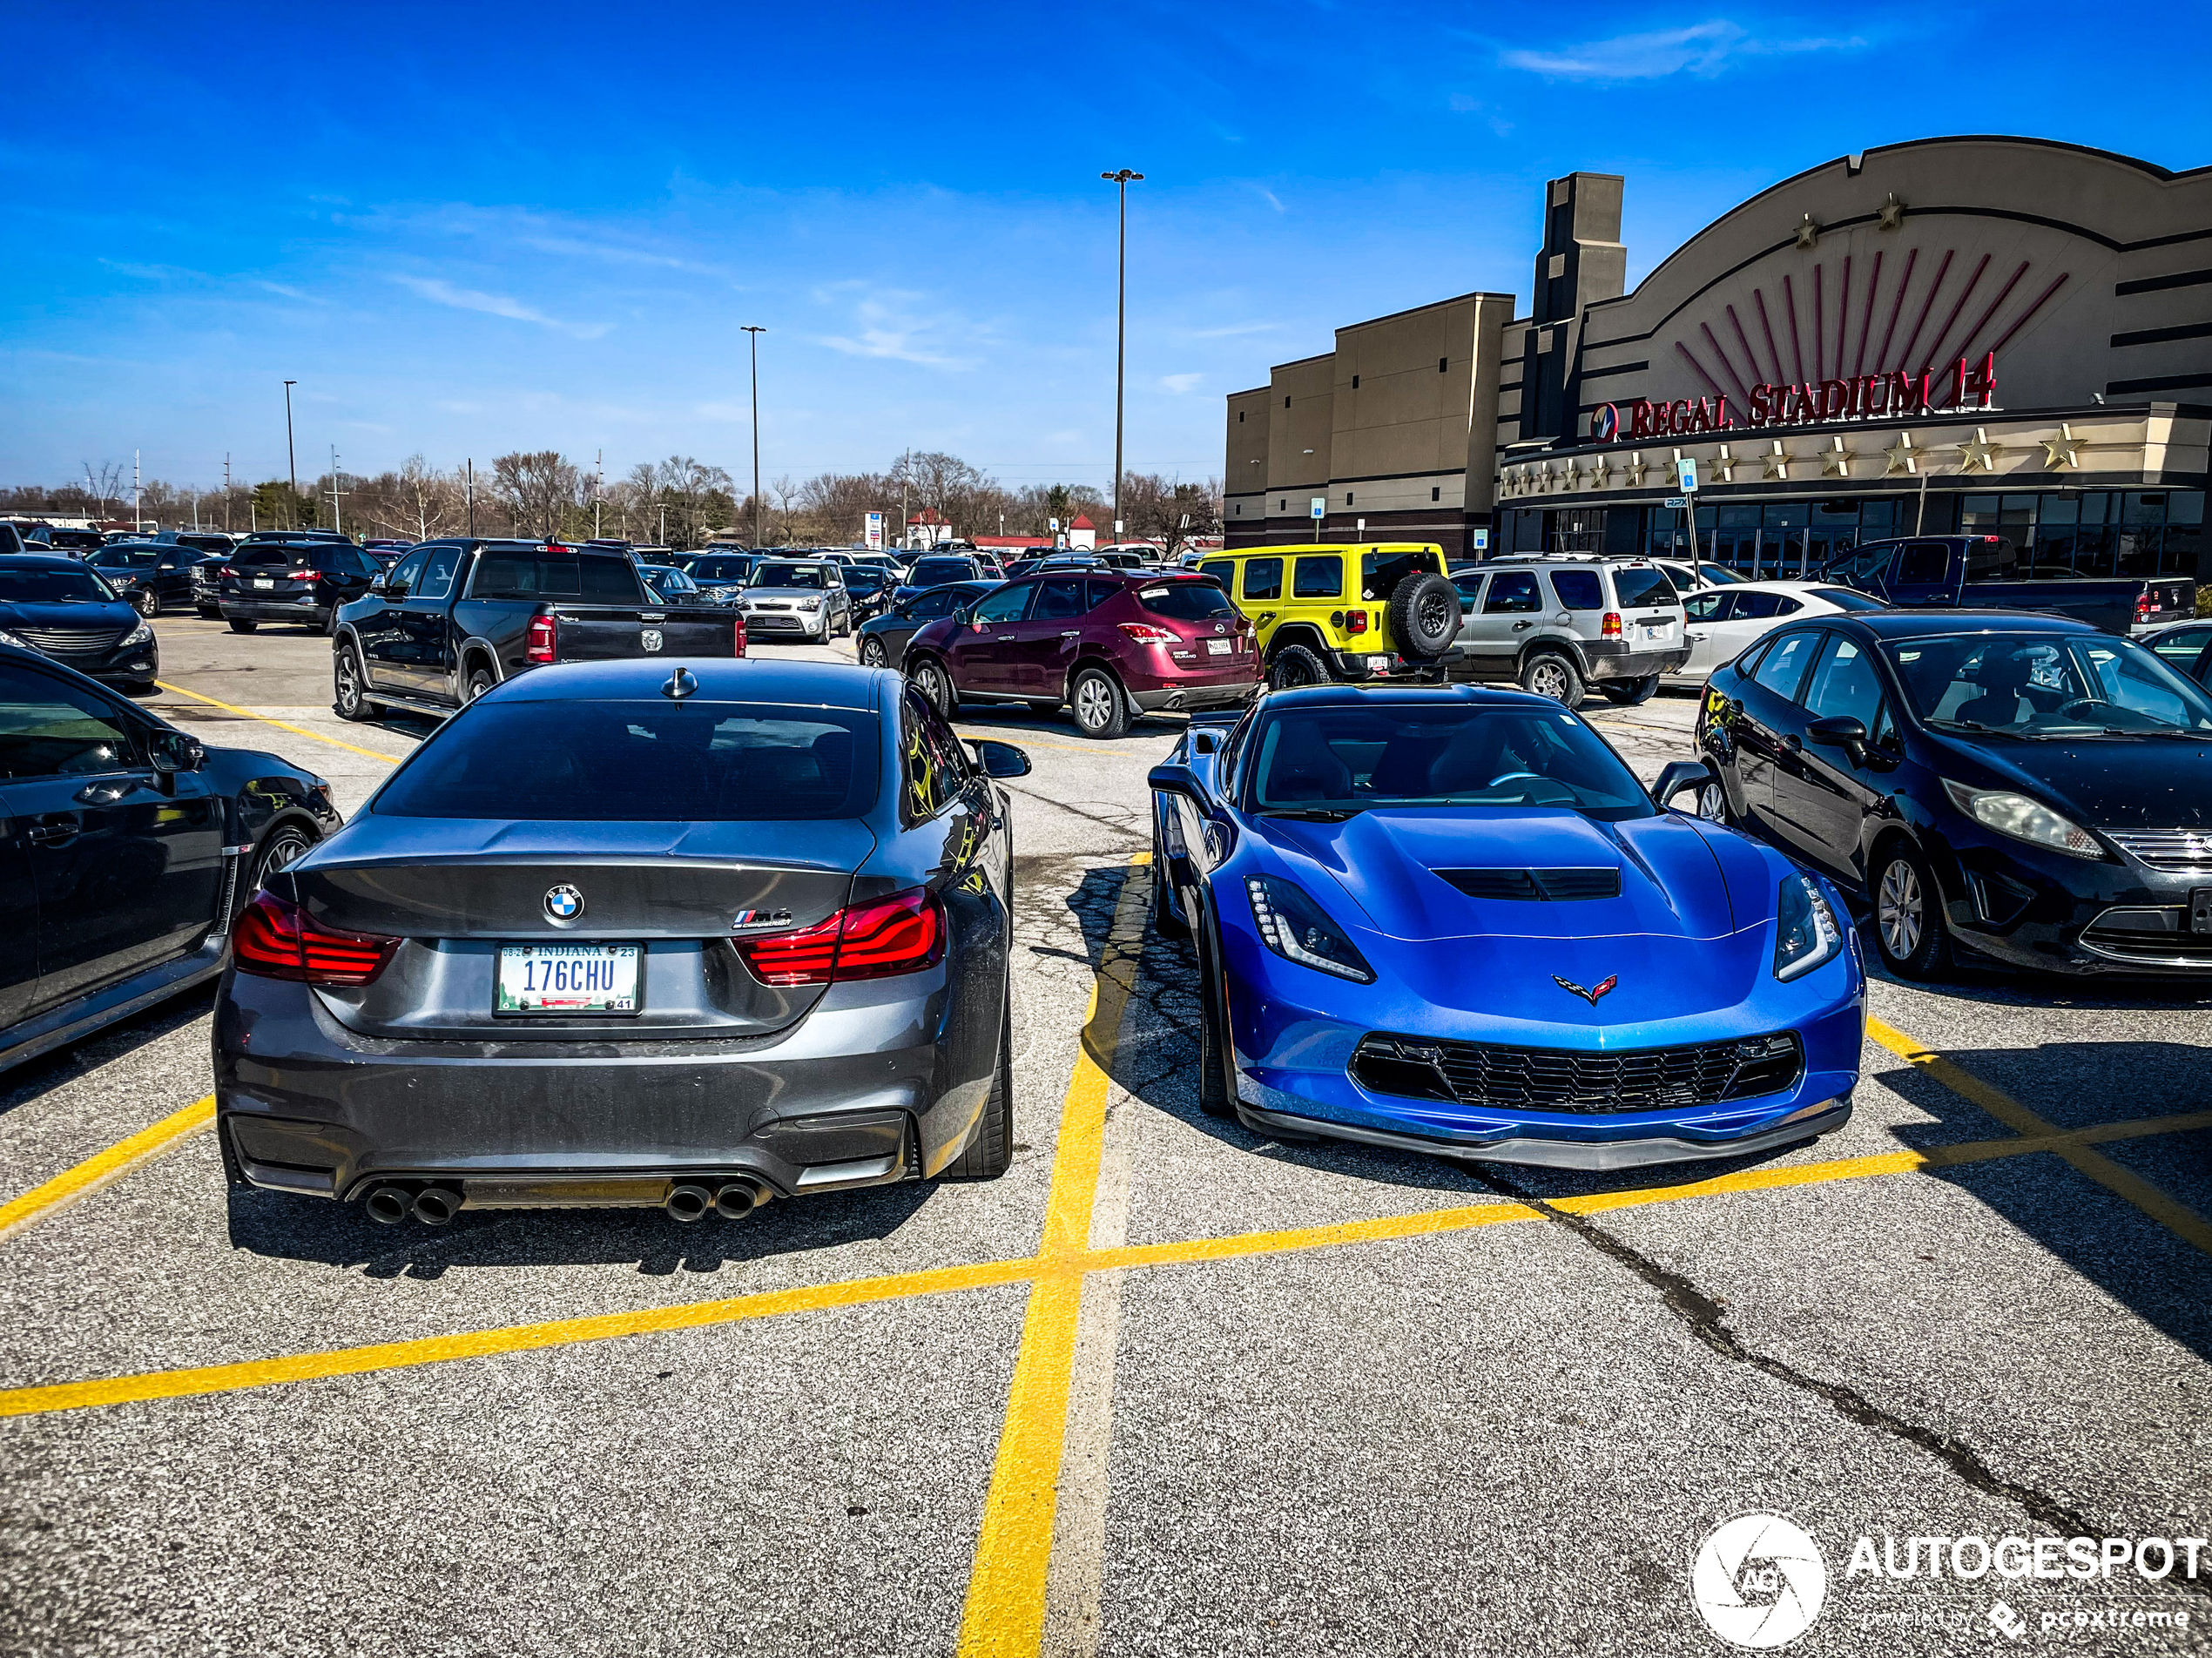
[213,657,1033,1225]
[1147,685,1865,1170]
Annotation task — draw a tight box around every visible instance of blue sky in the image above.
[5,1,2207,495]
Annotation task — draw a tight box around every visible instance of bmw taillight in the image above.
[733,614,747,657]
[736,889,944,986]
[1602,611,1623,637]
[526,614,557,664]
[1118,623,1178,645]
[232,891,396,986]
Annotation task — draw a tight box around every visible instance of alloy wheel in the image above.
[335,650,362,713]
[1696,780,1728,822]
[860,638,885,667]
[1527,659,1570,700]
[1878,859,1923,960]
[1076,676,1114,731]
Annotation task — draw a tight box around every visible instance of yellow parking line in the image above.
[957,855,1150,1658]
[0,1096,214,1246]
[1867,1017,2212,1257]
[153,680,401,765]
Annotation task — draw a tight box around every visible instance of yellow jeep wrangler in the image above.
[1193,543,1462,690]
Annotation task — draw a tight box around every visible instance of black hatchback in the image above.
[1685,609,2212,978]
[219,539,382,633]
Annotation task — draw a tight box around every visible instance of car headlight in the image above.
[1773,873,1845,981]
[0,629,25,650]
[123,621,154,647]
[1941,780,2102,858]
[799,597,824,611]
[1246,875,1373,982]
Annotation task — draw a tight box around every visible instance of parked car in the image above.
[2140,619,2212,686]
[218,538,383,634]
[25,527,107,558]
[157,529,239,559]
[1447,556,1689,708]
[1145,684,1863,1167]
[86,541,219,617]
[334,539,745,721]
[1655,558,1743,593]
[855,580,1001,672]
[842,563,897,623]
[894,555,993,605]
[1819,536,2195,634]
[214,657,1031,1222]
[1672,581,1889,682]
[1194,543,1465,693]
[739,559,853,644]
[903,570,1258,738]
[637,563,704,604]
[1689,609,2212,979]
[361,539,412,566]
[673,551,761,603]
[0,642,339,1073]
[0,556,159,691]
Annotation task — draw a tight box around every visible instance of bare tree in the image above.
[1122,473,1224,557]
[492,451,581,539]
[367,455,462,542]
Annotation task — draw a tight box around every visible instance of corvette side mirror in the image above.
[1651,760,1711,808]
[969,739,1032,778]
[1147,762,1206,803]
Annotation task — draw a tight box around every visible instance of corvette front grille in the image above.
[1352,1031,1803,1115]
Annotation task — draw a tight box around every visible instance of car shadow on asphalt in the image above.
[949,703,1190,744]
[0,987,215,1128]
[225,1179,936,1277]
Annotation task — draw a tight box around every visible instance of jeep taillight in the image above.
[1602,611,1623,637]
[1346,611,1368,635]
[526,614,558,664]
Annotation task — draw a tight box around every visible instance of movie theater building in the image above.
[1224,137,2209,578]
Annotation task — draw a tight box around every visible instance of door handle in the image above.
[1512,620,1534,630]
[27,814,80,846]
[1060,630,1081,638]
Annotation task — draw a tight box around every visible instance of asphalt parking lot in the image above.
[2,616,2209,1656]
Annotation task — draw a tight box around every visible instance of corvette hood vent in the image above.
[1434,867,1622,902]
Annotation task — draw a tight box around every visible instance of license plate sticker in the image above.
[1205,637,1231,655]
[2194,889,2212,934]
[496,943,641,1014]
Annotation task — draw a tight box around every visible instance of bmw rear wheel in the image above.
[946,988,1014,1179]
[1873,845,1949,980]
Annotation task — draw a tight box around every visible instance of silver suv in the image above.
[1448,556,1689,709]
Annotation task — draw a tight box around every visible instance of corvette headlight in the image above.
[124,621,154,647]
[1246,875,1373,982]
[1773,873,1844,981]
[1941,779,2101,858]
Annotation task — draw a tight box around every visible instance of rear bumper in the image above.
[1581,640,1690,680]
[213,962,998,1202]
[221,595,327,622]
[1130,676,1258,712]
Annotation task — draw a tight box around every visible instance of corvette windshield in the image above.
[1884,633,2212,737]
[1250,705,1654,820]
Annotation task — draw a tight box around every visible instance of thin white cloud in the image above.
[390,274,610,340]
[1258,187,1285,212]
[255,280,323,302]
[813,289,979,369]
[1501,19,1864,80]
[1186,321,1282,340]
[1160,373,1204,394]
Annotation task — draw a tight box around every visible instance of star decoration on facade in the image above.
[1883,434,1919,475]
[1711,446,1737,482]
[1822,437,1852,477]
[1622,452,1649,487]
[1956,428,2000,473]
[1793,213,1820,249]
[1582,455,1609,490]
[1877,192,1906,231]
[1762,442,1791,480]
[2040,422,2082,469]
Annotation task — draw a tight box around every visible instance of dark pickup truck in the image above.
[1821,536,2195,634]
[331,539,745,721]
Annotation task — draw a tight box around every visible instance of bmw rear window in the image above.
[374,702,881,821]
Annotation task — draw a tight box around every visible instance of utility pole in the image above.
[1100,168,1143,535]
[594,448,603,538]
[466,459,475,536]
[223,453,232,531]
[327,443,343,536]
[742,325,765,548]
[133,449,141,530]
[282,381,299,528]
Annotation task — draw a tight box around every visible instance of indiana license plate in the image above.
[496,943,641,1014]
[1205,637,1231,655]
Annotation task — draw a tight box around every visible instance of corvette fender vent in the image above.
[1433,867,1622,901]
[1352,1031,1803,1115]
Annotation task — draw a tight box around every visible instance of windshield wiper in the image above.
[1928,719,2027,739]
[1256,805,1364,821]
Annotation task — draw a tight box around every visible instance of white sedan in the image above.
[1669,580,1889,681]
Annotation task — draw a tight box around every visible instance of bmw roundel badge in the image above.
[544,884,585,922]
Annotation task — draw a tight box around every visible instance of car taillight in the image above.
[734,614,747,657]
[295,569,320,582]
[219,565,236,577]
[1118,623,1179,645]
[735,888,944,986]
[232,891,396,986]
[1346,611,1368,635]
[2137,595,2154,617]
[526,614,557,664]
[1602,611,1622,637]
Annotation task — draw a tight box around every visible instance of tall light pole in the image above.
[742,325,766,547]
[1101,169,1143,537]
[282,380,299,528]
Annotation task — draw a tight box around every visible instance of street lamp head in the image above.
[741,325,765,335]
[1101,169,1143,184]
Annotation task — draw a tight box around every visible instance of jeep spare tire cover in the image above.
[1388,571,1460,661]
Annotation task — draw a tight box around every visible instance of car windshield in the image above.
[845,567,889,591]
[1250,704,1654,820]
[0,567,118,603]
[688,557,754,583]
[754,563,826,589]
[374,702,880,820]
[1885,633,2212,737]
[910,559,974,585]
[1811,587,1888,611]
[93,547,163,568]
[1611,568,1679,609]
[1139,580,1235,622]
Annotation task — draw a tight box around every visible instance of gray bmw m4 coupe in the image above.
[214,657,1030,1225]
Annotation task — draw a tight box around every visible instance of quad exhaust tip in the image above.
[665,1183,714,1223]
[363,1185,412,1225]
[413,1187,461,1226]
[714,1180,765,1219]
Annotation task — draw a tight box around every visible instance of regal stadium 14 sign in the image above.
[1592,351,1997,441]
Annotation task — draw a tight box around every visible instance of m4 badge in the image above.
[732,908,794,932]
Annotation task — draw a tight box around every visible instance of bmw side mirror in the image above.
[970,739,1032,778]
[1650,760,1710,808]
